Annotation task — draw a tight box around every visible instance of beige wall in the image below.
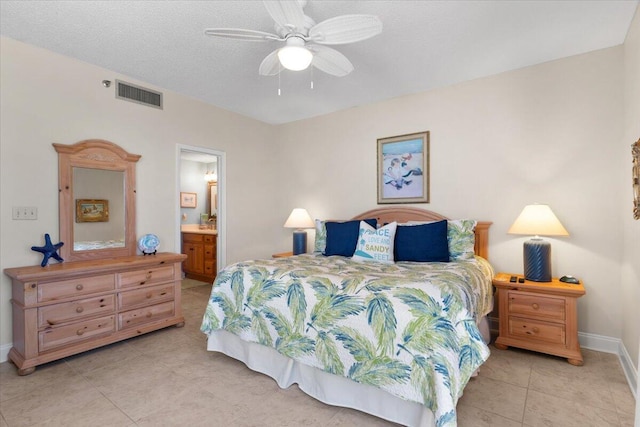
[2,17,639,375]
[0,37,280,350]
[622,8,640,370]
[274,47,626,347]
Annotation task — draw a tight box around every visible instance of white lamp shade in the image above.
[508,204,569,236]
[277,37,313,71]
[284,208,314,229]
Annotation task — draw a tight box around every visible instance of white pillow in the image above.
[352,221,397,264]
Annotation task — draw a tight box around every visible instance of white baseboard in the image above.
[579,332,637,399]
[1,342,11,364]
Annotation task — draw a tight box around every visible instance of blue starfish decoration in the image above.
[31,234,64,267]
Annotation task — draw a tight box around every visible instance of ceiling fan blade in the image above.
[204,28,281,42]
[263,0,305,32]
[308,45,354,77]
[308,15,382,45]
[259,49,282,76]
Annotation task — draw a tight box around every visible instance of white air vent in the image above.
[115,80,163,109]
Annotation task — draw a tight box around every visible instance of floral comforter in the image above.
[201,254,493,427]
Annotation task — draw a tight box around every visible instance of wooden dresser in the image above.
[493,272,586,365]
[181,232,217,282]
[4,252,186,375]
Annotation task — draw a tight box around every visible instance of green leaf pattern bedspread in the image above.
[201,254,494,427]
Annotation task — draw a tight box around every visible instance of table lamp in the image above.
[284,208,315,255]
[508,204,569,282]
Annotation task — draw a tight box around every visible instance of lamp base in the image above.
[523,238,551,282]
[292,230,307,255]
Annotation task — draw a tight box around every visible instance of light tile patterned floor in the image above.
[0,281,635,426]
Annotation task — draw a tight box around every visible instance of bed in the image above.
[201,207,493,427]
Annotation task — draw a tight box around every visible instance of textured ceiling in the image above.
[1,1,637,124]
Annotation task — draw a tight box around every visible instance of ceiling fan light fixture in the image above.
[277,37,313,71]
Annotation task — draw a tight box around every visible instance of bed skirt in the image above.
[207,329,434,426]
[206,316,490,427]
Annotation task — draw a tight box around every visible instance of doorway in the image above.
[176,144,226,279]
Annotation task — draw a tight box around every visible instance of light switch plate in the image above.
[12,206,37,220]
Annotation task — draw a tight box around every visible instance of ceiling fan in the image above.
[204,0,382,77]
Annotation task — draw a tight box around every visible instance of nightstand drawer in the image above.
[508,291,565,321]
[508,316,565,345]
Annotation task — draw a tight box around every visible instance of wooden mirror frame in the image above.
[54,139,141,261]
[633,138,639,220]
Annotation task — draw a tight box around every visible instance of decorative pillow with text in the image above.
[352,221,397,264]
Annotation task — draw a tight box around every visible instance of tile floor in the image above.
[0,281,635,427]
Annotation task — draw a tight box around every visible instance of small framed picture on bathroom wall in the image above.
[180,192,197,208]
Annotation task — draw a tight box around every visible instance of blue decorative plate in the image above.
[138,234,160,254]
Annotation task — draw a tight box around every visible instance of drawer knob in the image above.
[146,293,153,299]
[146,273,152,280]
[76,329,85,336]
[76,306,84,313]
[76,284,84,291]
[146,312,153,318]
[532,303,539,310]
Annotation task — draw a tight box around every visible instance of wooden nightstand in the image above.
[272,251,294,259]
[492,272,586,366]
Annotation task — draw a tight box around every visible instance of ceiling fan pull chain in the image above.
[310,67,314,90]
[278,63,282,96]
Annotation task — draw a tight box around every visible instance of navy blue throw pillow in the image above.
[324,218,378,257]
[394,220,449,262]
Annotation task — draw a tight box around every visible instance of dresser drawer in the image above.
[38,295,115,328]
[39,315,115,352]
[118,301,175,330]
[508,316,565,345]
[118,284,175,310]
[508,291,565,321]
[118,266,174,289]
[204,235,216,244]
[38,274,115,302]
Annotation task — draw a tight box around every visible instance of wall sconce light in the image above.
[204,170,217,182]
[508,204,569,282]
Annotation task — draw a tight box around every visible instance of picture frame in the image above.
[377,131,429,204]
[180,192,197,208]
[76,199,109,223]
[632,137,639,220]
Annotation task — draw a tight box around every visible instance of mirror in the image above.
[54,139,140,261]
[73,168,125,250]
[207,181,218,229]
